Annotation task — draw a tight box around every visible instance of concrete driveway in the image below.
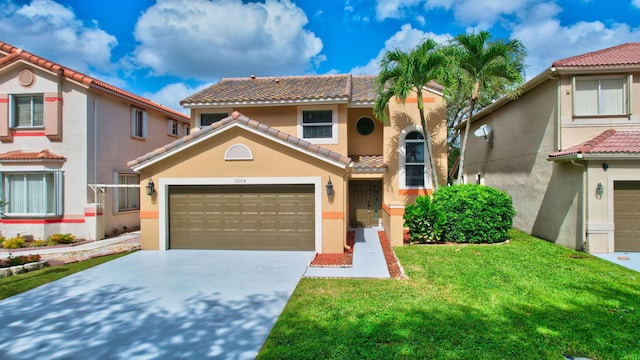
[0,250,315,360]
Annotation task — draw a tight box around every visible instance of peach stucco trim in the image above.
[398,189,433,196]
[382,203,405,216]
[396,97,436,104]
[322,211,344,219]
[140,211,159,219]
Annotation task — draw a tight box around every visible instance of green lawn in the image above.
[259,229,639,360]
[0,252,133,300]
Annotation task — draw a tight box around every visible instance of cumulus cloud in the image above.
[512,2,640,78]
[350,24,451,75]
[0,0,117,74]
[131,0,324,80]
[375,0,423,20]
[143,82,211,114]
[633,0,640,8]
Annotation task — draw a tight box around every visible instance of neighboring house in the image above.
[128,75,447,253]
[461,43,640,253]
[0,41,190,241]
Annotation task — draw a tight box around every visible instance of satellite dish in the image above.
[473,124,493,146]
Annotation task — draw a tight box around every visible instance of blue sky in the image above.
[2,0,640,112]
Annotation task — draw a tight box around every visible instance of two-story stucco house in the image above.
[128,75,447,253]
[461,43,640,254]
[0,41,190,241]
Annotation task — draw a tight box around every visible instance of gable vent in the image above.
[224,143,253,161]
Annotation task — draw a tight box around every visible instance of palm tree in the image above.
[374,39,444,189]
[451,31,526,183]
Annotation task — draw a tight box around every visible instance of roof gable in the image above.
[0,40,188,121]
[129,111,352,171]
[549,129,640,160]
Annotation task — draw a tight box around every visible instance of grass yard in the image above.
[259,229,639,360]
[0,252,133,300]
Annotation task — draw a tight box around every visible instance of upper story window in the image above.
[131,108,148,139]
[1,171,63,216]
[404,131,426,187]
[573,76,629,116]
[167,119,179,136]
[297,105,338,144]
[200,113,228,127]
[116,173,139,212]
[184,124,190,136]
[11,94,44,128]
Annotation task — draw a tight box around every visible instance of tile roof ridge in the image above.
[0,40,188,120]
[580,129,616,153]
[344,74,353,98]
[222,74,351,81]
[552,42,640,67]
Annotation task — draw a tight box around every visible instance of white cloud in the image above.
[143,82,211,114]
[0,0,117,74]
[131,0,324,80]
[633,0,640,8]
[350,24,451,75]
[512,2,640,78]
[375,0,423,20]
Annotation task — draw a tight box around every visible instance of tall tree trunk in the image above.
[457,81,480,183]
[418,94,439,190]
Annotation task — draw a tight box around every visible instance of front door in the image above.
[349,180,381,227]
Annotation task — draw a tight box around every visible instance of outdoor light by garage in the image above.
[146,178,155,196]
[326,178,334,196]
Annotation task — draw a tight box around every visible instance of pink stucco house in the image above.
[0,40,190,241]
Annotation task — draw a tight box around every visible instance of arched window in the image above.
[404,131,425,187]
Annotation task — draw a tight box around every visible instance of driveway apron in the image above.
[0,250,315,360]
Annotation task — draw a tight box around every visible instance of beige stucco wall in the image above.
[137,126,348,253]
[585,160,640,253]
[463,78,584,250]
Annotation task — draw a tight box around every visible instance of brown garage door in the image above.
[169,184,315,250]
[614,181,640,252]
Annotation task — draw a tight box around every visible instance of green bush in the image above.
[47,233,75,245]
[2,236,25,249]
[31,239,48,247]
[5,254,41,266]
[404,184,515,244]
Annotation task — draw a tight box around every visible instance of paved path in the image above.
[0,250,314,360]
[304,227,390,278]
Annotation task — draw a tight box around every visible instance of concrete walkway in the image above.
[304,227,390,278]
[593,252,640,273]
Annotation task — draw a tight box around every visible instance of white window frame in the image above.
[10,94,45,128]
[167,119,179,136]
[199,111,230,128]
[398,126,431,189]
[131,107,148,139]
[297,105,338,145]
[184,124,190,136]
[573,75,630,117]
[114,172,140,213]
[0,171,63,216]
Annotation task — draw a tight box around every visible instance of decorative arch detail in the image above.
[224,143,253,161]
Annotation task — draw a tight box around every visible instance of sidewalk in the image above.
[0,232,141,260]
[304,227,390,278]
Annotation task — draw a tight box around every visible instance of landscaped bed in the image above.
[259,229,640,359]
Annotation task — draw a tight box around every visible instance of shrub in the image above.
[31,239,48,247]
[47,233,75,245]
[2,236,25,249]
[404,196,442,243]
[5,254,41,266]
[0,236,5,247]
[432,184,514,244]
[404,184,515,244]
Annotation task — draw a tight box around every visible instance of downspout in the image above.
[570,159,588,252]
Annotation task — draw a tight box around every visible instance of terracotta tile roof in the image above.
[0,149,66,162]
[552,43,640,67]
[351,76,377,104]
[549,129,640,159]
[181,74,356,106]
[129,111,352,169]
[0,41,188,121]
[350,155,387,173]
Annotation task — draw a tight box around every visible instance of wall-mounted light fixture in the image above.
[596,182,604,199]
[602,163,609,171]
[326,178,334,196]
[146,178,155,196]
